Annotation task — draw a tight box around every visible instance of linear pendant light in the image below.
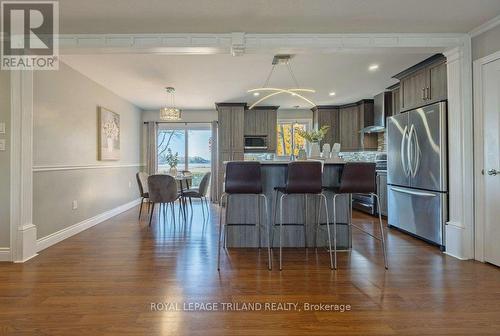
[248,55,316,109]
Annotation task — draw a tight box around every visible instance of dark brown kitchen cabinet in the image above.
[428,61,447,103]
[312,106,340,147]
[266,108,278,152]
[216,103,246,199]
[314,100,376,151]
[244,106,278,151]
[392,86,401,115]
[244,108,256,135]
[394,54,447,113]
[376,172,388,216]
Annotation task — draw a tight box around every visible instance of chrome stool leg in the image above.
[260,194,272,270]
[279,193,286,271]
[217,193,227,271]
[321,193,333,270]
[304,195,308,249]
[332,194,339,270]
[373,193,389,269]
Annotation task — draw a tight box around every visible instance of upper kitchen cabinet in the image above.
[341,100,377,151]
[312,106,340,147]
[387,83,401,115]
[216,102,245,157]
[243,106,278,151]
[314,100,376,151]
[393,54,447,113]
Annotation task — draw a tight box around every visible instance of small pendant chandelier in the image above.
[248,54,316,109]
[160,87,181,121]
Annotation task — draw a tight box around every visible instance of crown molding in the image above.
[469,14,500,38]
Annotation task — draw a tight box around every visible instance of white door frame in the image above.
[10,32,475,261]
[472,50,500,262]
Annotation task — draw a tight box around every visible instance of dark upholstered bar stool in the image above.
[218,161,271,271]
[273,161,333,270]
[324,162,388,270]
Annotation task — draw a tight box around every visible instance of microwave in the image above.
[244,136,268,150]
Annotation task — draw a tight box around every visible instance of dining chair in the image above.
[182,172,211,217]
[147,174,180,226]
[136,172,150,219]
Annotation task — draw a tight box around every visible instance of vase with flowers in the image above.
[295,125,330,158]
[165,148,179,176]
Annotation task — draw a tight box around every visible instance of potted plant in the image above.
[295,125,330,158]
[165,148,179,176]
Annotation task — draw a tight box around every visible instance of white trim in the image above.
[442,38,475,260]
[36,198,141,252]
[58,32,464,55]
[10,71,36,263]
[469,14,500,38]
[0,248,11,262]
[33,163,145,172]
[473,50,500,262]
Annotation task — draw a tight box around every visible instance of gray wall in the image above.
[33,62,142,239]
[0,71,10,247]
[472,24,500,60]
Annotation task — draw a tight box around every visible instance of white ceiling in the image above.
[62,52,435,110]
[58,0,500,34]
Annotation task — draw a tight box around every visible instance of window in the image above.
[157,123,212,189]
[276,120,310,156]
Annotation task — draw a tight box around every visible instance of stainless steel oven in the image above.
[244,136,268,151]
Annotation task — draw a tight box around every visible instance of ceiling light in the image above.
[329,92,336,96]
[253,92,260,96]
[369,64,379,71]
[160,87,181,121]
[248,54,316,109]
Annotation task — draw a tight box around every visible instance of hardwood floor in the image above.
[0,202,499,335]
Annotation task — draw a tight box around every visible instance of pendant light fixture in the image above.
[160,87,181,121]
[248,55,316,109]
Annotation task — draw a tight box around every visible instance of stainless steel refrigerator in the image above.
[387,102,447,249]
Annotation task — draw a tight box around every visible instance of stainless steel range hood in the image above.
[362,91,391,133]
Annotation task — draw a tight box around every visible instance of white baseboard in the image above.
[0,248,11,262]
[445,222,474,260]
[36,198,141,252]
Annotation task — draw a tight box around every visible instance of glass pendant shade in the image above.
[160,87,181,120]
[160,107,181,121]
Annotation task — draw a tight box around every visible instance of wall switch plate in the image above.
[128,181,132,188]
[0,122,5,134]
[72,200,78,210]
[0,139,5,151]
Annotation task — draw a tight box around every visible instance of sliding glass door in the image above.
[157,123,212,189]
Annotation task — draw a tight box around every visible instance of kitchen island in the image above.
[223,161,351,249]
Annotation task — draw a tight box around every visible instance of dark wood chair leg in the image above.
[138,197,144,219]
[149,203,156,226]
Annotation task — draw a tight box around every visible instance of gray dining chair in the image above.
[136,172,150,219]
[182,172,211,216]
[147,174,180,226]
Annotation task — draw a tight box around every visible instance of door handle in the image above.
[421,88,426,100]
[426,87,430,100]
[390,187,437,197]
[400,126,410,177]
[487,169,499,176]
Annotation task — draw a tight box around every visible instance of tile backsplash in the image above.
[339,151,382,162]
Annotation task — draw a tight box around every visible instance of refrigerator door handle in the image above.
[411,128,421,177]
[400,125,410,177]
[407,125,415,176]
[390,187,437,197]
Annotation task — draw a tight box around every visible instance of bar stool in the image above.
[324,162,388,270]
[217,161,271,271]
[273,161,333,270]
